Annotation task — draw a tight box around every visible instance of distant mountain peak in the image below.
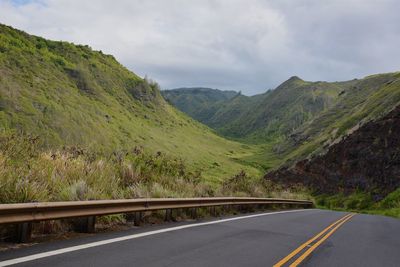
[276,76,305,90]
[288,75,302,81]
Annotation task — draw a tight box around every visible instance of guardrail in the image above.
[0,197,313,242]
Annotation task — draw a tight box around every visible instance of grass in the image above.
[0,132,309,203]
[315,189,400,219]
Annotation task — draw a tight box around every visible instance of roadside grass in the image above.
[0,133,311,241]
[0,133,308,203]
[315,190,400,219]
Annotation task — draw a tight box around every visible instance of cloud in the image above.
[0,0,399,94]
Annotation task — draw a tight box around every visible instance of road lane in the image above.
[0,209,398,267]
[302,213,400,267]
[274,213,355,266]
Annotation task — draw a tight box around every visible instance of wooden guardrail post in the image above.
[191,208,197,219]
[125,212,135,223]
[134,212,143,226]
[210,206,217,217]
[15,222,32,243]
[165,209,173,222]
[73,216,96,233]
[87,216,96,233]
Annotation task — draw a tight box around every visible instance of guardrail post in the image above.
[15,222,32,243]
[239,205,244,213]
[222,205,229,215]
[191,208,197,219]
[134,212,142,226]
[165,209,173,222]
[176,209,182,220]
[73,216,96,233]
[87,216,96,233]
[210,206,217,217]
[125,212,135,223]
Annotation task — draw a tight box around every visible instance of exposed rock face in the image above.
[265,105,400,199]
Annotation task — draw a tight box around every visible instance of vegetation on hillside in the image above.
[0,133,307,203]
[164,76,342,142]
[283,72,400,166]
[0,23,261,182]
[165,73,400,172]
[266,104,400,218]
[1,23,399,221]
[315,190,400,218]
[165,72,400,218]
[162,87,238,124]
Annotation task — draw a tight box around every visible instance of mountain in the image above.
[162,87,238,124]
[164,73,400,171]
[165,77,343,142]
[0,24,261,180]
[265,104,400,199]
[281,72,400,166]
[216,76,343,141]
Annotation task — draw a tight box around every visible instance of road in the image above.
[0,209,399,266]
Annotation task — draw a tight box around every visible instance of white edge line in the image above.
[0,209,312,266]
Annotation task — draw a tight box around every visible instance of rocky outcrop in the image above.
[265,105,400,200]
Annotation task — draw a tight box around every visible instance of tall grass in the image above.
[0,133,309,204]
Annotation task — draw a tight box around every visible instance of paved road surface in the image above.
[0,209,399,266]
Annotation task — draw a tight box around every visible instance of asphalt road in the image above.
[0,209,399,266]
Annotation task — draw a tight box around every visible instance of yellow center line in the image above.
[290,213,355,266]
[273,213,353,267]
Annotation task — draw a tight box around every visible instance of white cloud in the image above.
[0,0,399,94]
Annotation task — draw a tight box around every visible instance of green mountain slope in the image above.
[266,104,400,197]
[165,77,343,142]
[266,103,400,217]
[0,24,261,181]
[165,73,400,172]
[206,93,261,129]
[232,73,400,170]
[217,77,342,141]
[282,72,400,165]
[162,87,238,124]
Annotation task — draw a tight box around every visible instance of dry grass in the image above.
[0,133,309,203]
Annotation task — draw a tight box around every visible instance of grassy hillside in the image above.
[0,24,261,182]
[2,133,300,203]
[162,87,238,124]
[165,77,343,142]
[217,77,342,141]
[266,104,400,218]
[282,72,400,166]
[165,73,400,172]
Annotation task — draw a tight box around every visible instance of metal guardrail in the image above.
[0,197,313,225]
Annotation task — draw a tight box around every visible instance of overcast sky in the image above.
[1,0,399,95]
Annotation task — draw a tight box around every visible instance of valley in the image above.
[1,23,400,217]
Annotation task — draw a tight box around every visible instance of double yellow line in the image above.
[274,213,356,267]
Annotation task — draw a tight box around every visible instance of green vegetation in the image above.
[165,71,400,219]
[0,133,306,203]
[0,23,261,185]
[1,23,399,221]
[316,190,400,218]
[165,73,400,172]
[162,87,238,124]
[164,76,342,143]
[283,72,400,166]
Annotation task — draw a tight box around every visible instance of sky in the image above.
[1,0,399,95]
